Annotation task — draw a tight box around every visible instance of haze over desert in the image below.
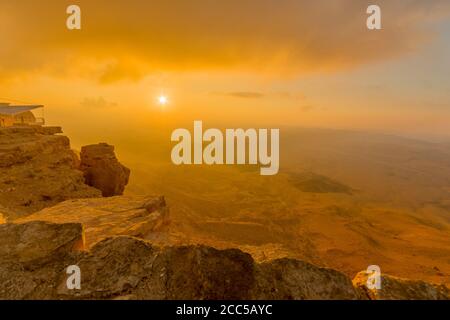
[0,0,449,302]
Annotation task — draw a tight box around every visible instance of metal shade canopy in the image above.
[0,104,44,116]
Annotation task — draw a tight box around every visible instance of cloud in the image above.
[274,92,306,101]
[299,105,314,112]
[225,92,265,99]
[1,0,450,82]
[80,97,117,109]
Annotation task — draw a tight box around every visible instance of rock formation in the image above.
[17,195,169,248]
[1,220,447,300]
[80,143,130,197]
[0,222,364,300]
[353,271,450,300]
[0,126,101,219]
[0,221,84,265]
[254,259,364,300]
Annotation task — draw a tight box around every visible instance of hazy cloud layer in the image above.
[80,97,117,109]
[1,0,450,82]
[224,92,265,99]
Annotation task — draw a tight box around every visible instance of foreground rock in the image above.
[1,221,447,300]
[80,143,130,197]
[0,126,101,219]
[255,259,364,300]
[353,271,450,300]
[0,222,362,300]
[16,195,169,248]
[0,221,85,299]
[0,221,84,265]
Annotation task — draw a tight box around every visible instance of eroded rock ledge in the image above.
[353,271,449,300]
[0,221,361,300]
[16,195,169,248]
[0,126,131,220]
[0,221,448,300]
[0,126,101,219]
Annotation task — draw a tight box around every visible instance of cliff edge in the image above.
[0,126,101,219]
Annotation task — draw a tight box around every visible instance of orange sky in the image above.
[1,0,450,141]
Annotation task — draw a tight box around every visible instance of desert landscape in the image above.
[1,0,449,301]
[0,125,448,300]
[123,127,450,287]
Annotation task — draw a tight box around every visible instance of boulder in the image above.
[0,221,85,300]
[353,270,449,300]
[16,195,169,248]
[254,258,365,300]
[56,238,257,300]
[0,221,84,265]
[80,143,130,197]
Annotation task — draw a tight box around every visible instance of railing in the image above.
[35,117,45,125]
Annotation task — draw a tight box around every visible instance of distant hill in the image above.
[288,172,353,194]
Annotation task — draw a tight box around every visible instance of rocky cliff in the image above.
[0,125,448,300]
[0,220,448,300]
[0,126,101,219]
[0,126,131,220]
[0,221,364,300]
[353,271,449,300]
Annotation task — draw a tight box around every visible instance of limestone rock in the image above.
[0,221,359,300]
[40,126,63,135]
[254,258,364,300]
[0,126,101,219]
[16,195,169,248]
[0,221,84,300]
[80,143,130,197]
[57,238,257,300]
[353,271,449,300]
[0,222,447,300]
[0,221,84,265]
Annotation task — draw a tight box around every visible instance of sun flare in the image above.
[158,95,168,106]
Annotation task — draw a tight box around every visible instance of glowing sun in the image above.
[158,95,168,106]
